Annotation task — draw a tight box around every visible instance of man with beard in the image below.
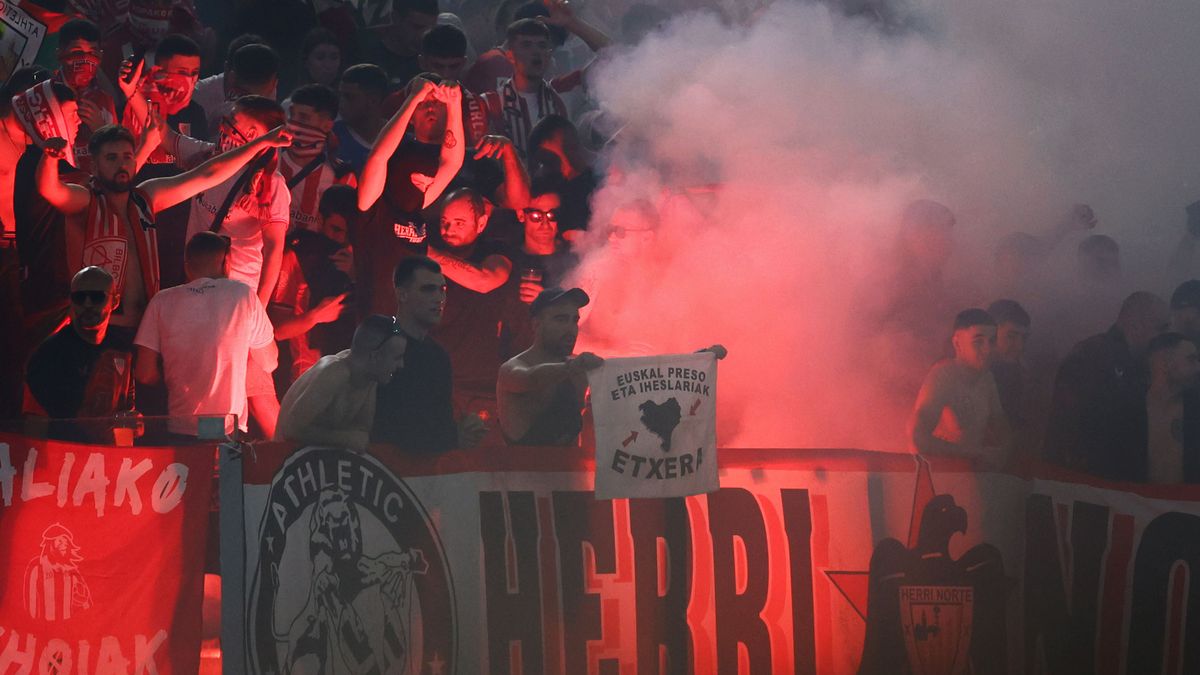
[371,256,486,452]
[35,122,294,341]
[277,314,407,452]
[356,77,464,316]
[497,286,601,445]
[428,185,515,423]
[25,267,133,429]
[279,84,356,233]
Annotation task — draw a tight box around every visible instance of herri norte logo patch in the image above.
[247,448,456,674]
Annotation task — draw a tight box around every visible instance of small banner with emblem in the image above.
[588,352,719,499]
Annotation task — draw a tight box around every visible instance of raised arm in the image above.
[358,78,437,211]
[544,0,612,52]
[499,352,602,393]
[139,126,294,213]
[421,84,466,209]
[428,248,512,292]
[36,139,91,215]
[475,135,530,210]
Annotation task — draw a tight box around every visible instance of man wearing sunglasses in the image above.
[25,266,133,423]
[277,314,407,452]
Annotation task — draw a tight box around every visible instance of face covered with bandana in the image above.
[143,54,201,116]
[218,109,270,153]
[57,40,101,91]
[284,103,334,161]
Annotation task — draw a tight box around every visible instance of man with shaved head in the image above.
[1044,291,1170,478]
[25,266,133,421]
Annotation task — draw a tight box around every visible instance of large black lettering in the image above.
[1023,495,1109,674]
[481,491,543,674]
[781,489,817,674]
[630,497,693,674]
[1127,512,1200,674]
[554,491,619,675]
[709,488,772,673]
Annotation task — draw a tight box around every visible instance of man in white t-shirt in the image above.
[133,232,277,436]
[909,308,1011,468]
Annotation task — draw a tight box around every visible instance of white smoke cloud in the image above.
[573,0,1200,448]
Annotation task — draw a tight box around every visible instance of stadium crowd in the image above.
[2,0,1200,486]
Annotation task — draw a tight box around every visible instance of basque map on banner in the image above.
[588,352,719,498]
[0,433,213,674]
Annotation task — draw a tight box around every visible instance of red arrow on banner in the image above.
[623,431,638,446]
[689,399,702,416]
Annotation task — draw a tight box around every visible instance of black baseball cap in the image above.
[1171,279,1200,310]
[530,287,589,316]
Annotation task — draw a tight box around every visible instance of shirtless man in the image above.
[497,287,600,445]
[498,286,729,445]
[277,314,407,452]
[35,122,293,339]
[909,308,1011,468]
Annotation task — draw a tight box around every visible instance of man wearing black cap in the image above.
[497,286,601,445]
[1170,279,1200,341]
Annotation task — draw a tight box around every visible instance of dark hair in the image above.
[530,175,564,199]
[290,84,339,119]
[155,34,202,63]
[1147,331,1192,358]
[58,18,101,46]
[393,0,439,17]
[340,64,390,98]
[352,314,403,353]
[50,81,77,102]
[225,33,267,65]
[528,114,575,152]
[231,44,279,86]
[1078,233,1119,257]
[234,95,285,128]
[442,187,485,217]
[422,24,468,59]
[319,184,358,220]
[185,231,231,263]
[514,1,567,45]
[953,308,995,331]
[301,27,341,61]
[506,18,552,44]
[393,256,442,287]
[986,299,1031,327]
[0,67,50,115]
[901,199,955,231]
[1171,279,1200,311]
[87,124,136,156]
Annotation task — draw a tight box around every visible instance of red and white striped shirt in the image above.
[278,153,356,233]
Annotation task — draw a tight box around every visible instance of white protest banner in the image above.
[588,352,718,498]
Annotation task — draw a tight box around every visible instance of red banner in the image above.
[0,433,213,674]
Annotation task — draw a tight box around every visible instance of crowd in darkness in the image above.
[2,0,1200,485]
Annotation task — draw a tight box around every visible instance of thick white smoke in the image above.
[572,0,1200,449]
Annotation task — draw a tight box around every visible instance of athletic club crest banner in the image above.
[0,434,213,674]
[588,353,719,499]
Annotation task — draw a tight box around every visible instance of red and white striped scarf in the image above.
[498,78,566,158]
[81,183,160,303]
